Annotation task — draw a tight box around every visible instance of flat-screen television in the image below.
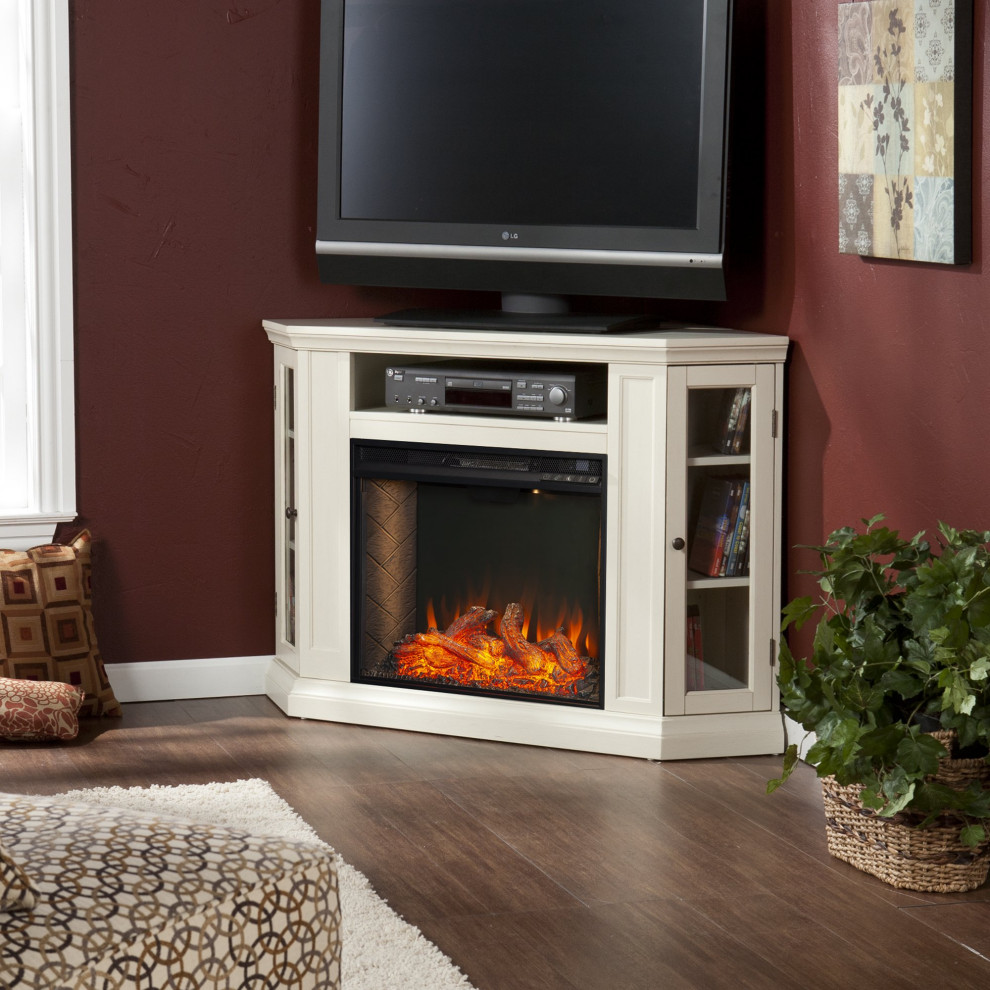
[316,0,736,331]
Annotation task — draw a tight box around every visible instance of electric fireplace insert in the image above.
[351,440,605,707]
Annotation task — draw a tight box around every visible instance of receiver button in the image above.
[547,386,567,406]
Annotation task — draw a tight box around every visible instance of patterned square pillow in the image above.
[0,838,38,911]
[0,676,83,741]
[0,531,121,717]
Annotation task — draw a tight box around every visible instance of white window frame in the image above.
[0,0,75,550]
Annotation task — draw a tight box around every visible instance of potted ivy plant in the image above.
[769,515,990,892]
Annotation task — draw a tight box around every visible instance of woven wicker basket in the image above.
[821,732,990,893]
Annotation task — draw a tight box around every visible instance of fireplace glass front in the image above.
[352,440,604,707]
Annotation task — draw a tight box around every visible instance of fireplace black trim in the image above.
[351,439,604,493]
[350,438,607,709]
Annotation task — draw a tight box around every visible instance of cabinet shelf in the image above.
[686,571,750,590]
[687,446,752,467]
[351,408,607,429]
[349,409,609,455]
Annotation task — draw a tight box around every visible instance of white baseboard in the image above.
[106,656,273,704]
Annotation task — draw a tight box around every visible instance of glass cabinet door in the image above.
[275,350,298,655]
[664,363,779,716]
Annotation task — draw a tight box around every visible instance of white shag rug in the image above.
[55,778,476,990]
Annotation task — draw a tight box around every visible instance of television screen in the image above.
[317,0,735,322]
[340,1,704,230]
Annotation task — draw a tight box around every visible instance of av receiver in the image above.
[384,361,606,421]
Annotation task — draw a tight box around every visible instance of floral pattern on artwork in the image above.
[915,81,955,176]
[837,0,967,264]
[914,176,955,261]
[839,173,874,255]
[838,3,875,84]
[914,0,956,80]
[838,86,876,173]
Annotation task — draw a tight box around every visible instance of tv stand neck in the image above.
[500,292,569,316]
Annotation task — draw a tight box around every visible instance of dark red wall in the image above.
[743,2,990,610]
[69,0,389,662]
[68,1,989,664]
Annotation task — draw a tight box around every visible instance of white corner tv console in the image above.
[263,318,789,760]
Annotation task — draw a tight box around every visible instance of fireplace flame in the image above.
[391,600,599,701]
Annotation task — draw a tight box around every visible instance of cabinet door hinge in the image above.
[770,638,777,667]
[273,384,278,410]
[771,409,779,438]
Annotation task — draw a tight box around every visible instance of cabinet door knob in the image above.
[671,537,686,551]
[285,507,298,519]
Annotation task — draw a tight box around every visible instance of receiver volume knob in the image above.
[547,386,567,406]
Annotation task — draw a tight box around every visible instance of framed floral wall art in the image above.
[838,0,972,263]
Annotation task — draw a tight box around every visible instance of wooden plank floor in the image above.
[3,695,989,989]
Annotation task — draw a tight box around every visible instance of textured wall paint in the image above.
[68,1,988,664]
[68,0,443,662]
[736,1,990,611]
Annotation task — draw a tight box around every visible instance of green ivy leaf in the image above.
[895,733,944,777]
[911,781,965,814]
[816,712,863,749]
[767,744,799,794]
[904,638,935,675]
[939,708,990,752]
[967,587,990,629]
[961,824,986,848]
[879,771,916,817]
[841,678,885,713]
[879,668,923,699]
[932,613,971,651]
[807,714,864,773]
[781,596,817,632]
[859,784,885,810]
[904,591,949,633]
[857,724,906,761]
[806,739,852,778]
[939,668,977,715]
[960,784,990,819]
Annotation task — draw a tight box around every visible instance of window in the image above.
[0,0,75,549]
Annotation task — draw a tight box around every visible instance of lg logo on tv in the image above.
[501,231,519,241]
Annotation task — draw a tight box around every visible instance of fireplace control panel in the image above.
[385,362,606,421]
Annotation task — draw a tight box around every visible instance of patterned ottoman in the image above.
[0,793,341,989]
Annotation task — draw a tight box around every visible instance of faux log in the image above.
[397,631,494,670]
[540,629,583,673]
[499,603,547,673]
[445,606,497,640]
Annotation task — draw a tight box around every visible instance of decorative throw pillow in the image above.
[0,531,121,717]
[0,838,38,911]
[0,676,83,741]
